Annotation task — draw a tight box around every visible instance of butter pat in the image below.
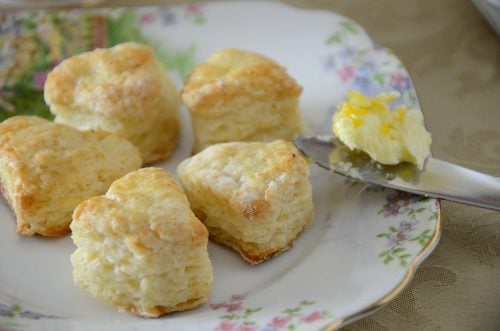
[332,90,431,169]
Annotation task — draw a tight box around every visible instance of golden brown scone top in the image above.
[0,116,142,237]
[177,139,309,220]
[44,42,165,120]
[70,167,212,317]
[72,168,208,249]
[181,48,303,112]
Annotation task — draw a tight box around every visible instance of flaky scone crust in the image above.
[71,168,212,317]
[181,48,303,113]
[200,213,313,265]
[44,42,180,164]
[0,115,142,237]
[72,168,208,247]
[178,140,314,264]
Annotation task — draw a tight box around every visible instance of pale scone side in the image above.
[0,116,142,237]
[181,48,305,153]
[71,167,213,317]
[178,140,314,264]
[44,42,180,164]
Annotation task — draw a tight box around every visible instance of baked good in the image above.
[181,48,306,153]
[70,167,212,317]
[44,42,180,164]
[0,115,142,237]
[177,139,314,264]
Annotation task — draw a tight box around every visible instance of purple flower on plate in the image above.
[381,191,413,217]
[352,67,372,93]
[389,73,411,92]
[0,303,13,317]
[19,310,43,319]
[397,219,417,232]
[384,204,401,217]
[388,231,411,247]
[159,8,177,25]
[338,45,357,61]
[387,191,412,204]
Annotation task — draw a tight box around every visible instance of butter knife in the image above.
[294,135,500,211]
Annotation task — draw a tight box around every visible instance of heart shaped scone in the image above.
[70,167,213,317]
[0,116,142,237]
[177,139,314,264]
[44,42,181,164]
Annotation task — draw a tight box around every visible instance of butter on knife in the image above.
[331,90,432,169]
[294,92,500,211]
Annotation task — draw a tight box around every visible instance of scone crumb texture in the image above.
[177,140,314,264]
[70,167,212,317]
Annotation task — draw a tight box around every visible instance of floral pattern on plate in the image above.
[210,294,333,331]
[323,19,418,108]
[377,192,439,267]
[0,300,60,331]
[0,6,201,121]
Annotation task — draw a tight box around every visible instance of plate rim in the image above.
[323,200,442,330]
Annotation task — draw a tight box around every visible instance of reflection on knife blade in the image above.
[294,134,500,211]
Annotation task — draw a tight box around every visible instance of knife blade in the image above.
[294,134,500,211]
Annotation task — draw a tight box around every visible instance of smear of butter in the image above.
[332,90,431,169]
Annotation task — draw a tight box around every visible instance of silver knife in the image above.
[294,134,500,211]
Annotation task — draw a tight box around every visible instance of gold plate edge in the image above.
[323,199,443,331]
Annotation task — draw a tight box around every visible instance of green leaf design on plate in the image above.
[0,89,54,122]
[105,10,197,79]
[300,300,315,306]
[340,20,359,34]
[325,19,360,46]
[283,307,301,317]
[244,307,262,317]
[220,314,238,321]
[376,192,437,267]
[379,246,411,267]
[409,229,432,246]
[325,31,342,45]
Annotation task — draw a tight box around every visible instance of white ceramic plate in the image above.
[473,0,500,35]
[0,2,440,330]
